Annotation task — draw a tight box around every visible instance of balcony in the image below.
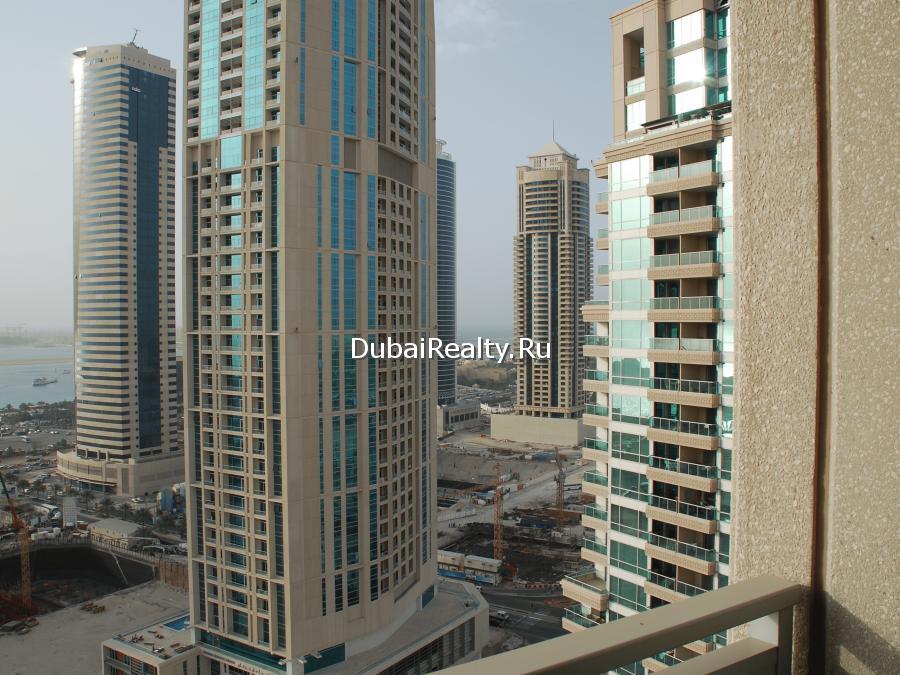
[646,532,717,576]
[648,250,721,281]
[446,577,800,675]
[584,403,609,429]
[648,417,720,451]
[582,437,608,463]
[648,377,720,408]
[562,605,602,633]
[648,205,722,238]
[646,160,720,198]
[583,470,609,499]
[648,494,718,534]
[647,337,721,366]
[582,504,609,531]
[561,569,609,612]
[625,76,646,96]
[595,228,609,249]
[596,191,609,215]
[648,295,722,323]
[647,456,719,493]
[582,535,608,566]
[645,571,711,605]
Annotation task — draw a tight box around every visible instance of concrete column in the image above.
[732,0,899,672]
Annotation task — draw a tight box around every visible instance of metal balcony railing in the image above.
[443,576,801,675]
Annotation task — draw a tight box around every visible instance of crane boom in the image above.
[0,473,32,612]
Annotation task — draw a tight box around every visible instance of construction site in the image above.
[436,435,592,589]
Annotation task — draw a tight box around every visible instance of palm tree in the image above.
[81,490,96,508]
[117,503,133,520]
[99,496,114,516]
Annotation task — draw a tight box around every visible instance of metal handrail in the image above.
[442,577,801,675]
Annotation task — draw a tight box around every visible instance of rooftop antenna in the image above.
[129,28,141,46]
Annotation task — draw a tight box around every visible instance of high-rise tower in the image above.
[492,141,591,446]
[563,2,735,672]
[59,44,181,497]
[175,2,486,673]
[435,140,456,405]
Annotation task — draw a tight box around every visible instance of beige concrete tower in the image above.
[177,2,484,674]
[60,44,182,498]
[493,142,591,446]
[563,1,735,672]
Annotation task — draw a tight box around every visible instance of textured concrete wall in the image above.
[732,0,899,672]
[819,1,900,671]
[490,414,584,446]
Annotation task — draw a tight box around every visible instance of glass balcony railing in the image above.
[563,569,609,596]
[650,296,721,310]
[649,456,719,479]
[611,449,650,465]
[596,228,609,239]
[651,377,720,395]
[611,486,651,504]
[649,494,718,521]
[564,606,601,628]
[584,471,609,487]
[583,437,609,451]
[647,571,710,598]
[648,338,722,352]
[584,370,609,382]
[647,532,717,562]
[650,160,719,184]
[625,76,646,96]
[597,191,609,203]
[649,417,720,437]
[597,264,609,275]
[585,404,609,416]
[584,504,608,521]
[584,335,609,346]
[611,521,649,540]
[585,299,610,306]
[649,250,720,268]
[583,536,607,555]
[649,205,721,225]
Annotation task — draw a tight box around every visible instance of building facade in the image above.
[512,141,592,419]
[435,140,457,405]
[563,1,734,672]
[60,44,182,497]
[178,1,484,673]
[493,141,591,445]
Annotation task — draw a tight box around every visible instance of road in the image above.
[482,587,567,645]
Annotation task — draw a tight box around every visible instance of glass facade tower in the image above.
[562,2,735,672]
[61,44,181,497]
[181,1,461,672]
[435,140,456,405]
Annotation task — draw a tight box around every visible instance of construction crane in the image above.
[554,448,566,514]
[0,473,32,614]
[493,462,504,561]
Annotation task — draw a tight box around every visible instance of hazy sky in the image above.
[0,0,629,335]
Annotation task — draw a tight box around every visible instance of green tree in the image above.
[99,496,114,516]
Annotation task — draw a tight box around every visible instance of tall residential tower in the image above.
[147,2,487,674]
[435,140,456,405]
[492,141,591,446]
[562,2,734,672]
[59,44,182,497]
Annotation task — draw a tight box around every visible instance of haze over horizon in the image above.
[0,0,625,337]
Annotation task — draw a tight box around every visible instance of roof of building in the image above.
[531,139,574,158]
[89,517,142,537]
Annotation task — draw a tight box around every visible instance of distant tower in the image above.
[436,140,457,404]
[513,140,592,419]
[60,44,181,497]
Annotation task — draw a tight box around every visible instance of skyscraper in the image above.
[435,140,456,405]
[563,1,734,671]
[492,141,591,446]
[59,44,181,497]
[173,1,485,673]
